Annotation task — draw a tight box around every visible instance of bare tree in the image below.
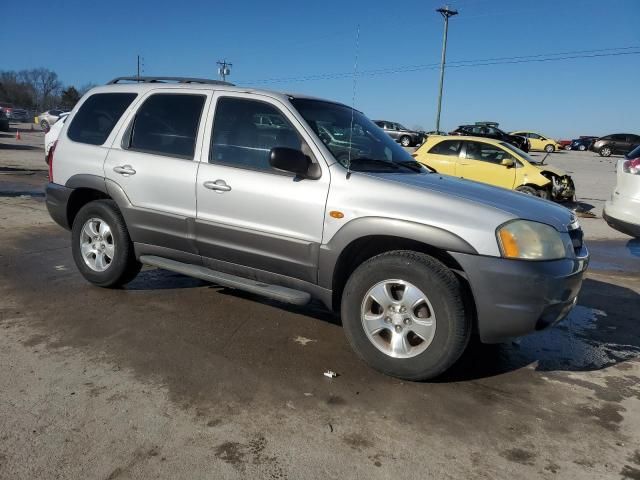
[18,68,62,110]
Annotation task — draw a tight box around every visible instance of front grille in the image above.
[568,224,584,255]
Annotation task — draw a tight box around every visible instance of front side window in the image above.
[291,98,424,173]
[67,93,137,145]
[464,141,514,164]
[429,140,461,156]
[127,93,205,159]
[210,97,306,172]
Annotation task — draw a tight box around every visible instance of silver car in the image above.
[44,76,589,380]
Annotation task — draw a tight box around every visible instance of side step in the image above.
[139,255,311,305]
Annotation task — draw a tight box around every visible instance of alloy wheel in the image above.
[79,217,115,272]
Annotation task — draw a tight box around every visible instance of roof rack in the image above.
[107,76,234,86]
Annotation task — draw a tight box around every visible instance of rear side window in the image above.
[429,140,461,156]
[67,93,137,145]
[128,94,205,159]
[210,97,305,172]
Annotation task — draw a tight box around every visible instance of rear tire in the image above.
[71,200,141,288]
[400,136,412,147]
[340,251,470,381]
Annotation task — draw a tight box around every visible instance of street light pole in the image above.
[435,6,458,133]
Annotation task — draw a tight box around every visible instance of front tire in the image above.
[599,146,612,157]
[516,185,539,196]
[578,144,586,151]
[341,251,470,381]
[544,144,555,153]
[40,120,49,132]
[400,136,412,147]
[71,200,141,288]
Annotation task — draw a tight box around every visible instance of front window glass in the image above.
[500,141,540,164]
[291,98,424,173]
[464,141,514,164]
[429,140,461,156]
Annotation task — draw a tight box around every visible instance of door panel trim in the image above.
[196,219,319,283]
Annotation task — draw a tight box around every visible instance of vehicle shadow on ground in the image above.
[0,142,42,151]
[438,277,640,382]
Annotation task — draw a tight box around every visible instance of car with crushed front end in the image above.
[413,135,575,201]
[45,76,589,381]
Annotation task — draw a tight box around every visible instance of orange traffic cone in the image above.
[15,129,21,140]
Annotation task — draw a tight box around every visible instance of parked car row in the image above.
[43,76,588,381]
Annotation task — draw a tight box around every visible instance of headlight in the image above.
[496,220,567,260]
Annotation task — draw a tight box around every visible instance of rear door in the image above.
[194,93,330,283]
[104,89,211,253]
[458,140,516,190]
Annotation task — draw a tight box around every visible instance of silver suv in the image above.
[45,76,589,380]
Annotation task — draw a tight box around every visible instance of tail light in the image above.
[622,158,640,174]
[47,140,57,181]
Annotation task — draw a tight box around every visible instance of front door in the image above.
[104,90,210,253]
[195,93,330,283]
[457,140,516,190]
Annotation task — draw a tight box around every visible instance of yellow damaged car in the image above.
[413,135,575,201]
[510,131,563,153]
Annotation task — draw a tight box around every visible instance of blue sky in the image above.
[2,0,638,138]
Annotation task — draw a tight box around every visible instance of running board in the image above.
[139,255,311,305]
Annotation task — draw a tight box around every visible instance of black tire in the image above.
[516,185,539,196]
[400,135,412,147]
[40,119,49,132]
[578,144,586,151]
[341,251,470,381]
[544,144,555,153]
[71,200,141,288]
[599,145,612,157]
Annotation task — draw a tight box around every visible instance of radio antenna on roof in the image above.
[346,23,361,179]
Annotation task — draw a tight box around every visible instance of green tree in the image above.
[61,86,81,109]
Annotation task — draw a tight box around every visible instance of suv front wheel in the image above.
[341,251,470,380]
[71,200,141,287]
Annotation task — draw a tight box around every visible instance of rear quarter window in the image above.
[67,93,137,145]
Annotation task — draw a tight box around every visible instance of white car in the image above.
[604,145,640,238]
[44,113,69,162]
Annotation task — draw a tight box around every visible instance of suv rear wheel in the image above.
[71,200,141,287]
[341,251,470,380]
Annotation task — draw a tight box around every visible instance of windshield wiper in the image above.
[348,158,400,170]
[397,160,426,172]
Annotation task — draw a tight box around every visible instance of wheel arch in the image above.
[64,175,131,229]
[318,217,478,312]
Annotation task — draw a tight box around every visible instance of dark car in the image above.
[591,134,640,157]
[0,108,9,132]
[569,136,597,151]
[373,120,424,147]
[450,124,530,152]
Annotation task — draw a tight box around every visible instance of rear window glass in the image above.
[67,93,136,145]
[128,93,205,159]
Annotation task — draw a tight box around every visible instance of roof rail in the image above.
[106,76,234,86]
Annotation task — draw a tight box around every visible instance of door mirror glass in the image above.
[269,147,320,179]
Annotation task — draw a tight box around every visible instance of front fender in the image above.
[317,216,477,289]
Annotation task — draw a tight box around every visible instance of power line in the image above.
[237,47,640,85]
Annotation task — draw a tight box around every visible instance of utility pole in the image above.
[136,55,144,82]
[435,6,458,133]
[217,59,232,82]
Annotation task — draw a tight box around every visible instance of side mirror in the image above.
[501,158,515,168]
[269,147,320,179]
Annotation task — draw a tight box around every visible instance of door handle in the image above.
[203,180,231,193]
[113,165,136,176]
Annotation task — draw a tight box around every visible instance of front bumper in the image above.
[45,182,73,230]
[451,250,589,343]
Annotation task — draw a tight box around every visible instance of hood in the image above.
[533,164,567,176]
[364,171,575,231]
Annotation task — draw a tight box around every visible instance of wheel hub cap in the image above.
[361,279,437,359]
[80,217,115,272]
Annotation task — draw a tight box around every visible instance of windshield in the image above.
[499,142,542,164]
[290,98,424,173]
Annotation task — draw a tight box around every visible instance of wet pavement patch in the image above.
[500,447,537,466]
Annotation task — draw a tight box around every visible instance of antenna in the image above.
[346,23,361,178]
